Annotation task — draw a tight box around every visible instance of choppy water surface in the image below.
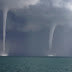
[0,57,72,72]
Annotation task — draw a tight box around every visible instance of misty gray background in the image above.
[0,0,72,56]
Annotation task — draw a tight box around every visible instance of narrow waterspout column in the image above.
[3,8,8,54]
[49,24,57,49]
[48,24,57,56]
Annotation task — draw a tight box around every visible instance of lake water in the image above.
[0,57,72,72]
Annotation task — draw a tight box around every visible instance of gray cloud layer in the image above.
[0,0,40,10]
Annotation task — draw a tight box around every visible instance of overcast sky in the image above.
[0,0,72,56]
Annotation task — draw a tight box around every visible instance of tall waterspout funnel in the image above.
[3,8,8,55]
[49,24,57,49]
[48,24,57,56]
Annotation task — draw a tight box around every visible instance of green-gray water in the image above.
[0,57,72,72]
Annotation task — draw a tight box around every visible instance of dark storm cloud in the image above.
[0,0,72,56]
[5,0,72,32]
